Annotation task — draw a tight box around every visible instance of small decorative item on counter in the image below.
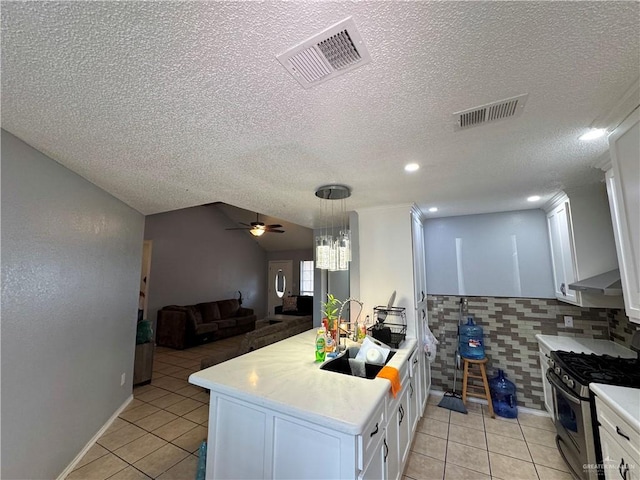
[489,369,518,418]
[459,316,485,359]
[325,331,335,353]
[315,328,327,362]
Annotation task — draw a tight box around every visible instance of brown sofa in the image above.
[156,299,256,349]
[200,314,313,369]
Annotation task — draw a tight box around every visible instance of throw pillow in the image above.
[197,302,221,323]
[282,296,297,312]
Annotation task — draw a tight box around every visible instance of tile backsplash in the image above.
[608,308,639,347]
[426,295,612,410]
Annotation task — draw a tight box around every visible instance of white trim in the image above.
[429,389,551,417]
[57,395,133,480]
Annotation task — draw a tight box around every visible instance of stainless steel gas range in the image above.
[546,350,640,480]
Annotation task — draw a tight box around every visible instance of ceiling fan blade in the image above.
[267,229,285,233]
[266,224,282,229]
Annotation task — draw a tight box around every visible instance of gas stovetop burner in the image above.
[553,351,640,387]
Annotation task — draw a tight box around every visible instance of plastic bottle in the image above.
[489,369,518,418]
[196,441,207,480]
[315,328,326,362]
[458,316,485,359]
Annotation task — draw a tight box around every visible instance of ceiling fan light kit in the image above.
[226,213,285,236]
[315,185,351,271]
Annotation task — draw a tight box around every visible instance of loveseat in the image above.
[200,314,313,369]
[156,299,256,349]
[274,295,313,316]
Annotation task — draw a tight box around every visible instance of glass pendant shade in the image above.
[314,185,351,271]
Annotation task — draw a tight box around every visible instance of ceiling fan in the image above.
[226,213,285,237]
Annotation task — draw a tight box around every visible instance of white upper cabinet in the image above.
[545,186,623,308]
[605,108,640,323]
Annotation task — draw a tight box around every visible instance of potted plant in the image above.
[322,293,342,341]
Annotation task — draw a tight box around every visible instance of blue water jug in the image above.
[490,369,518,419]
[459,317,485,359]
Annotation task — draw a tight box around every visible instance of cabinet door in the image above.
[538,349,554,419]
[398,386,412,467]
[547,203,578,304]
[599,427,640,480]
[409,376,420,434]
[359,436,386,480]
[607,109,640,322]
[387,406,401,480]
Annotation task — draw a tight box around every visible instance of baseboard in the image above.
[57,395,133,480]
[428,389,550,417]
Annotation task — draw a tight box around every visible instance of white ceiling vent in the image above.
[276,17,371,89]
[453,94,529,131]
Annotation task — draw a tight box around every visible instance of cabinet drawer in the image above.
[596,397,640,461]
[358,400,385,472]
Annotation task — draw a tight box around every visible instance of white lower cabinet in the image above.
[205,345,420,480]
[595,392,640,480]
[599,427,640,480]
[207,394,357,479]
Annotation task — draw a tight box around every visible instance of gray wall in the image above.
[425,209,555,298]
[266,249,313,295]
[144,205,268,324]
[1,130,144,479]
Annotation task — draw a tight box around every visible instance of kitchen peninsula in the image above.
[189,330,420,479]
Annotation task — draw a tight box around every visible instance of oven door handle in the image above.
[546,369,581,404]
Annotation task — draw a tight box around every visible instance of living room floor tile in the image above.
[119,403,161,423]
[113,433,167,464]
[132,444,188,479]
[147,393,186,410]
[98,423,147,451]
[134,387,171,403]
[67,453,128,480]
[182,405,208,424]
[173,385,202,398]
[156,455,198,480]
[134,410,179,432]
[153,418,200,442]
[164,398,203,416]
[170,425,208,453]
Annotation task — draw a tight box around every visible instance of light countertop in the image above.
[189,329,417,435]
[590,383,640,433]
[535,334,635,358]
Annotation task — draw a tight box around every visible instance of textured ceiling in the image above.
[2,1,639,228]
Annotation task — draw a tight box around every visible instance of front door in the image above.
[267,260,293,316]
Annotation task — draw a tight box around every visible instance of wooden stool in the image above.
[461,357,495,418]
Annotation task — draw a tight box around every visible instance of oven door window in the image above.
[556,392,578,432]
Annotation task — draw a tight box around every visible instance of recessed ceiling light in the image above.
[579,128,607,141]
[428,207,438,212]
[404,163,419,172]
[527,195,541,202]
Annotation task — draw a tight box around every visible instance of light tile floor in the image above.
[69,336,570,480]
[404,396,573,480]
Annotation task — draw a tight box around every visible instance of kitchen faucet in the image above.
[336,297,364,350]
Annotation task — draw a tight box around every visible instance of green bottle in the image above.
[315,329,327,362]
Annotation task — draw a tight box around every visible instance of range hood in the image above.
[568,269,623,296]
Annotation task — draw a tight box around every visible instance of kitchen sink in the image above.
[320,346,396,379]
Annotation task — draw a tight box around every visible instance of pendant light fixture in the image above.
[315,185,351,271]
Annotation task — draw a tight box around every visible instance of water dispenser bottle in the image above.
[489,369,518,419]
[458,317,485,359]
